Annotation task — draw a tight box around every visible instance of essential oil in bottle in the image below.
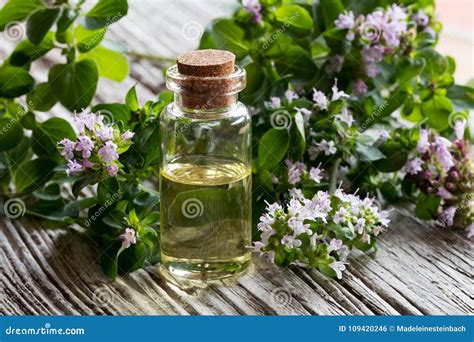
[159,50,252,281]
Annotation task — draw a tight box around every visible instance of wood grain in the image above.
[0,0,473,316]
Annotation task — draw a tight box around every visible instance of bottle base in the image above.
[160,253,252,282]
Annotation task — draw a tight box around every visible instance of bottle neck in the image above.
[174,93,238,114]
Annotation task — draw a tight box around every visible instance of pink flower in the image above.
[285,90,298,103]
[82,159,93,169]
[66,159,83,176]
[413,10,429,27]
[352,79,368,96]
[98,141,119,163]
[328,238,343,253]
[265,97,281,109]
[417,129,430,153]
[97,126,114,141]
[432,136,454,172]
[454,119,467,140]
[335,107,354,126]
[243,0,262,23]
[466,223,474,240]
[309,166,323,183]
[331,79,350,101]
[335,11,355,30]
[317,139,337,156]
[75,135,94,159]
[329,261,346,279]
[365,64,380,77]
[59,138,75,160]
[286,160,306,185]
[107,164,119,176]
[439,206,456,227]
[119,228,137,249]
[437,187,453,200]
[362,45,385,64]
[312,89,328,110]
[325,55,344,74]
[281,235,302,248]
[121,130,135,140]
[404,157,423,175]
[296,107,313,123]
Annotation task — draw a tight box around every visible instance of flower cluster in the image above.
[251,187,390,279]
[333,5,433,94]
[58,110,134,177]
[243,0,262,23]
[284,160,324,185]
[404,121,473,229]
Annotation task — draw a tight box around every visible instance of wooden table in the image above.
[0,1,472,315]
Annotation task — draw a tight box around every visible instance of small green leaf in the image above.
[421,94,453,131]
[97,177,120,206]
[415,194,441,220]
[125,85,139,111]
[85,0,128,29]
[320,0,344,28]
[48,59,99,111]
[0,66,35,98]
[27,82,57,112]
[75,25,106,53]
[26,8,59,45]
[15,157,57,194]
[92,103,131,124]
[117,241,146,274]
[211,19,249,59]
[10,33,54,66]
[373,141,408,173]
[0,118,23,152]
[0,0,43,31]
[356,142,385,162]
[32,118,76,159]
[273,5,313,34]
[258,128,290,170]
[101,241,123,280]
[79,46,128,82]
[56,8,78,33]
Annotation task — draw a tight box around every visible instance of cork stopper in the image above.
[177,49,235,77]
[167,49,245,111]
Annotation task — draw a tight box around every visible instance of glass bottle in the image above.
[159,50,252,281]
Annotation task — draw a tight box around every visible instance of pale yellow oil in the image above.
[160,155,252,281]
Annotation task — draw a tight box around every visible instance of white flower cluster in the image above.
[251,187,390,279]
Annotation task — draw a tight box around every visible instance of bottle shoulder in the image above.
[162,102,250,122]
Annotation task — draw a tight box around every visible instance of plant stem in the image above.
[329,158,341,194]
[125,50,175,64]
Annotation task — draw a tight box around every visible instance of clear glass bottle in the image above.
[159,50,252,281]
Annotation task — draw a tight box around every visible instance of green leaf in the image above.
[26,8,60,45]
[356,142,385,162]
[373,141,408,173]
[262,33,292,58]
[15,157,57,194]
[0,118,23,152]
[447,84,474,108]
[273,5,313,34]
[118,241,146,274]
[32,118,76,159]
[27,82,57,112]
[320,0,344,28]
[101,241,123,280]
[0,66,35,98]
[92,103,131,124]
[56,8,78,33]
[0,0,43,31]
[417,48,447,80]
[85,0,128,29]
[10,33,54,66]
[211,19,249,59]
[48,59,99,111]
[396,57,426,86]
[371,91,407,122]
[311,35,331,60]
[421,94,453,131]
[97,177,120,206]
[289,110,305,160]
[6,135,31,170]
[415,194,441,220]
[257,169,274,191]
[125,85,139,111]
[274,45,318,81]
[79,46,128,82]
[258,128,290,170]
[75,25,106,53]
